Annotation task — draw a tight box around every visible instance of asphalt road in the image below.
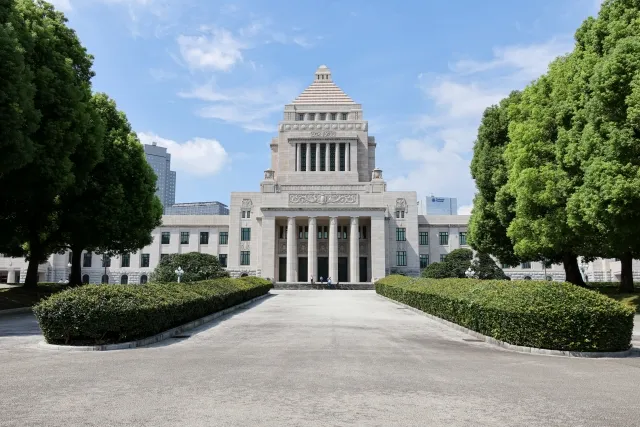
[0,290,639,427]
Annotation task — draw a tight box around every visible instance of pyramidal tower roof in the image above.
[292,65,356,105]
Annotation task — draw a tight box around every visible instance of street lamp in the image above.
[175,266,184,283]
[66,262,71,284]
[465,267,475,279]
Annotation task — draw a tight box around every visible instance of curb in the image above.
[378,294,639,358]
[0,307,33,316]
[38,292,271,352]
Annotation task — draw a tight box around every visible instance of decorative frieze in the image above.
[318,241,328,255]
[298,241,308,255]
[289,193,358,205]
[278,241,287,254]
[338,241,348,256]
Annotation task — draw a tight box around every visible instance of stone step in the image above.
[273,282,374,290]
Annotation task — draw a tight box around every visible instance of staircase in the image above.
[274,282,374,290]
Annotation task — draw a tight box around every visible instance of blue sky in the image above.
[51,0,603,214]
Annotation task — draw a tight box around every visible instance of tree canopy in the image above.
[422,249,473,279]
[150,253,229,283]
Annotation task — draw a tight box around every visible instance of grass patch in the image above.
[0,283,72,311]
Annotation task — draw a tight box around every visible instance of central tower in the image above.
[265,65,377,188]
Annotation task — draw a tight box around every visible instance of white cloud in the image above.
[458,205,473,215]
[178,80,301,132]
[48,0,72,10]
[389,38,574,209]
[137,132,230,176]
[177,29,246,72]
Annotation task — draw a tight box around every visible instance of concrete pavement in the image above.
[0,290,639,427]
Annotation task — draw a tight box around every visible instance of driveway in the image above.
[0,290,639,427]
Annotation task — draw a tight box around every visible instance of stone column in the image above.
[286,217,296,282]
[325,143,330,172]
[329,216,338,281]
[315,143,320,172]
[350,142,357,173]
[350,217,359,283]
[6,269,15,284]
[335,143,340,172]
[305,143,310,172]
[261,217,276,281]
[295,144,300,172]
[346,143,350,172]
[308,217,317,282]
[370,216,386,282]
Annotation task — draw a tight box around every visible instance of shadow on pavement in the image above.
[0,313,43,338]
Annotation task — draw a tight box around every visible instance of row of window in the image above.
[278,226,368,240]
[295,112,349,121]
[503,262,532,269]
[397,230,467,246]
[79,252,230,268]
[160,231,229,245]
[298,143,349,172]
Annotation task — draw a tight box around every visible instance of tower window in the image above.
[300,144,307,171]
[341,113,348,120]
[296,113,304,121]
[339,143,346,172]
[329,144,336,171]
[320,144,326,171]
[310,143,316,171]
[308,113,315,121]
[330,113,337,120]
[319,113,326,120]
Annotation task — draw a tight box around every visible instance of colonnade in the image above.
[294,142,352,172]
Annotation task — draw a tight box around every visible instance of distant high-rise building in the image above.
[143,142,176,209]
[164,201,229,215]
[426,196,457,215]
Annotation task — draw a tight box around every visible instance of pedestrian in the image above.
[310,275,314,284]
[327,277,332,287]
[320,276,324,283]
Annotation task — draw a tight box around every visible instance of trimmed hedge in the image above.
[33,277,272,345]
[376,275,633,352]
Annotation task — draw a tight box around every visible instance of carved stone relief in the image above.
[318,242,328,254]
[289,193,358,205]
[241,199,253,209]
[278,242,287,254]
[338,242,348,255]
[359,241,368,253]
[241,242,250,250]
[395,198,407,211]
[298,241,308,254]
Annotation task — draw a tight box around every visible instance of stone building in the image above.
[0,66,636,284]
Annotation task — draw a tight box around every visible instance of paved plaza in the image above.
[0,291,639,427]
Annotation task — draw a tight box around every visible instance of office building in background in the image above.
[426,196,457,215]
[143,142,176,209]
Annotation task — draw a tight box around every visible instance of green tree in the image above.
[0,0,100,288]
[54,94,163,285]
[150,252,229,283]
[422,249,473,279]
[0,0,39,174]
[468,91,522,267]
[471,253,509,280]
[566,0,640,293]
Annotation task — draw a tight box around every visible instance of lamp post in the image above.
[465,267,475,279]
[175,266,184,283]
[66,262,71,284]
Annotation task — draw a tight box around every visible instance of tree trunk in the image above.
[619,252,635,293]
[562,253,586,287]
[70,247,83,286]
[24,257,40,289]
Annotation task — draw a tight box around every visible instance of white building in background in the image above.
[0,65,637,284]
[143,142,176,210]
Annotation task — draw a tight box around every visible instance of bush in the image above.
[376,275,633,352]
[471,253,509,280]
[33,277,272,345]
[150,252,229,283]
[422,248,473,279]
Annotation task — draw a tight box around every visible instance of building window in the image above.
[240,251,250,265]
[319,113,326,120]
[395,210,405,219]
[308,113,315,121]
[320,144,326,171]
[241,228,251,241]
[82,274,90,284]
[121,253,130,268]
[219,232,229,245]
[337,226,341,239]
[396,227,406,241]
[180,232,189,244]
[502,263,510,269]
[440,254,447,262]
[330,113,337,120]
[300,143,307,171]
[420,254,429,269]
[439,232,449,245]
[120,275,128,285]
[459,232,467,246]
[324,226,328,239]
[296,113,304,121]
[219,254,227,267]
[102,256,111,268]
[310,143,316,171]
[329,143,336,171]
[279,226,285,239]
[341,112,348,120]
[140,275,148,284]
[419,232,428,246]
[396,251,407,266]
[359,226,367,239]
[521,262,531,269]
[161,232,170,244]
[101,274,109,284]
[141,253,150,268]
[338,143,345,171]
[83,252,92,268]
[200,232,209,245]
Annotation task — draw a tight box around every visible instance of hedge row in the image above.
[376,275,633,352]
[33,277,272,345]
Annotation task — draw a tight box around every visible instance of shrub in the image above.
[471,253,509,280]
[150,252,229,283]
[422,249,473,279]
[33,277,272,345]
[376,275,633,352]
